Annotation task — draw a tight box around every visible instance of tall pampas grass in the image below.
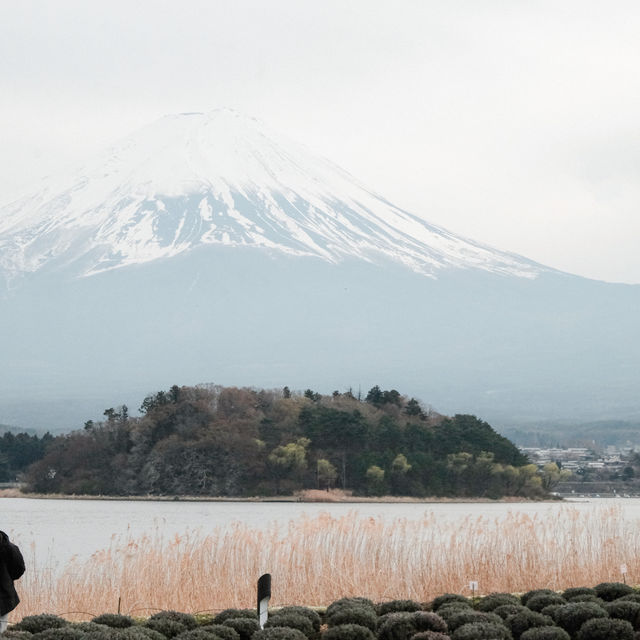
[11,506,640,621]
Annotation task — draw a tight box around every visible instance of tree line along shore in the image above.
[0,384,567,499]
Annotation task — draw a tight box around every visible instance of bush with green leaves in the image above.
[493,605,527,620]
[525,595,566,613]
[212,611,257,625]
[197,625,240,640]
[92,615,136,629]
[430,596,471,612]
[252,628,308,640]
[563,596,604,607]
[327,600,376,619]
[476,594,520,612]
[149,613,197,631]
[174,629,223,640]
[593,583,633,602]
[265,613,314,639]
[220,618,258,640]
[433,604,471,622]
[504,611,554,640]
[550,603,608,637]
[538,607,563,621]
[519,628,570,640]
[0,631,34,640]
[12,617,70,634]
[450,621,511,640]
[617,593,640,604]
[71,622,111,634]
[144,618,188,639]
[321,624,376,640]
[377,602,422,616]
[410,633,450,640]
[443,611,502,633]
[520,592,556,608]
[411,613,447,636]
[603,600,640,629]
[32,628,86,640]
[274,608,322,633]
[376,613,417,640]
[575,617,634,640]
[328,607,377,632]
[561,589,595,602]
[119,627,166,640]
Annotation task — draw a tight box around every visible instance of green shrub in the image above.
[505,611,554,640]
[32,629,86,640]
[521,592,556,607]
[617,594,640,604]
[149,614,197,631]
[92,616,136,630]
[71,622,111,634]
[603,601,640,629]
[212,611,257,625]
[525,595,566,613]
[575,617,634,640]
[0,627,33,640]
[519,628,570,640]
[275,608,322,633]
[551,603,608,637]
[376,613,417,640]
[120,627,166,640]
[410,634,450,640]
[564,596,604,607]
[430,596,471,612]
[450,621,511,640]
[252,629,308,640]
[411,613,447,635]
[494,606,527,620]
[197,625,240,640]
[593,583,634,602]
[327,600,376,619]
[265,614,314,639]
[12,617,69,634]
[476,594,520,612]
[434,604,472,621]
[538,607,563,621]
[321,624,376,640]
[174,630,223,640]
[561,589,596,601]
[1,632,34,640]
[328,608,377,631]
[377,602,422,616]
[220,618,258,640]
[144,619,188,638]
[444,612,502,633]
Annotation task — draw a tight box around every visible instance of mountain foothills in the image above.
[3,384,565,499]
[0,109,639,431]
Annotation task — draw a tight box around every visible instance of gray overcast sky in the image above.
[1,0,639,283]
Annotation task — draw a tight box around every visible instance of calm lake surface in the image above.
[3,496,640,573]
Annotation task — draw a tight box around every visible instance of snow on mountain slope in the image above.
[0,109,544,281]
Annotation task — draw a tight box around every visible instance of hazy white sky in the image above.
[1,1,639,283]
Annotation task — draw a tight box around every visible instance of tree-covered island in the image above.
[3,384,564,498]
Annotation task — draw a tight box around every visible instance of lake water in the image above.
[3,496,640,574]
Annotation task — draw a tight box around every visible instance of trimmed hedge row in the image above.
[4,583,640,640]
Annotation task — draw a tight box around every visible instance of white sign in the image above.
[621,564,628,574]
[469,580,479,591]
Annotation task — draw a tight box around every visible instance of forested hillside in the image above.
[8,384,555,498]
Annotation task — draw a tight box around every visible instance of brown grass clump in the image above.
[10,506,640,621]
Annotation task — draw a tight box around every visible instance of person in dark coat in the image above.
[0,530,25,632]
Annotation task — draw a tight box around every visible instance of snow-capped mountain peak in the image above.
[0,109,543,281]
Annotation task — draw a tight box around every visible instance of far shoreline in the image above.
[0,487,565,503]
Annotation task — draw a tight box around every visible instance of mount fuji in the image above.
[1,109,639,431]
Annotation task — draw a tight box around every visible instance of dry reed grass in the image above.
[10,506,640,621]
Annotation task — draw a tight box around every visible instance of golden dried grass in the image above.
[10,506,640,621]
